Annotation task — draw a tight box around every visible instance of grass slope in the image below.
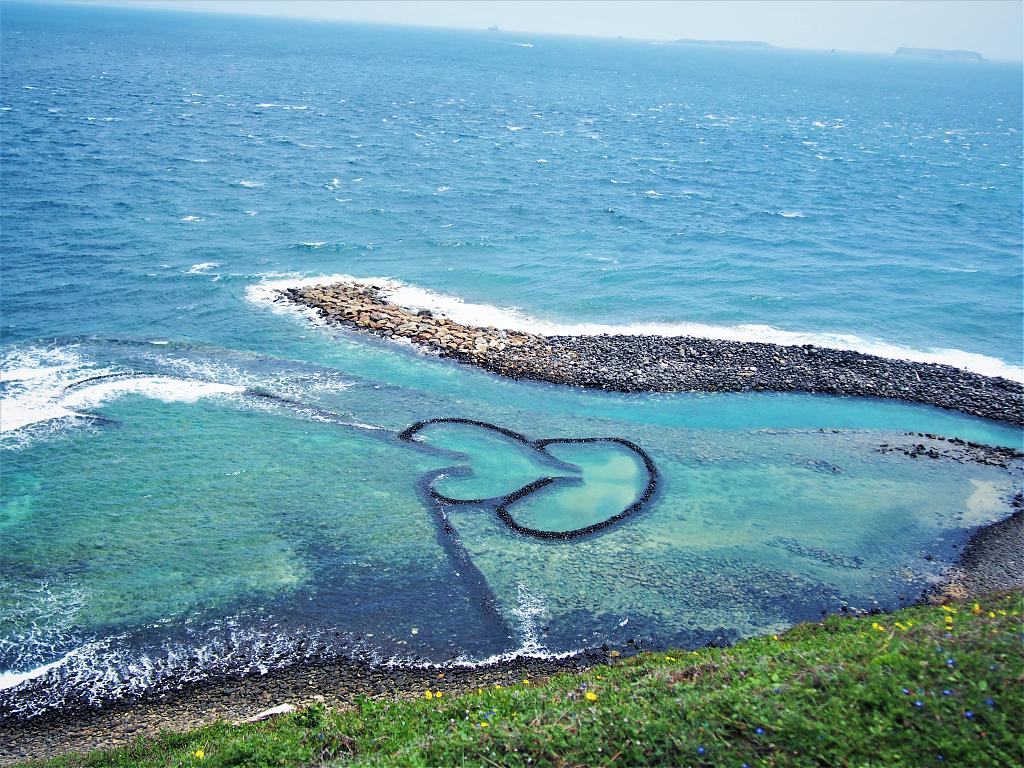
[21,592,1023,768]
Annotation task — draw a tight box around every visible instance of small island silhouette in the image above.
[895,47,986,61]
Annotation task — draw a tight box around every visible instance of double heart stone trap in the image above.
[399,418,659,540]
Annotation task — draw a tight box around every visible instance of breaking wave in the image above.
[246,274,1024,381]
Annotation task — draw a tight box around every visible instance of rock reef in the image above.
[280,282,1024,425]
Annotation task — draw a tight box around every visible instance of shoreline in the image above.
[278,282,1024,426]
[0,652,601,765]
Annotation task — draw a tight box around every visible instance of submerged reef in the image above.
[279,282,1024,425]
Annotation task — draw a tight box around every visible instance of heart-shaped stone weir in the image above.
[398,418,658,539]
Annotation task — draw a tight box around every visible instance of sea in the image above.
[1,2,1022,717]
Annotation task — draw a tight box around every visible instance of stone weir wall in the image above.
[279,283,1024,426]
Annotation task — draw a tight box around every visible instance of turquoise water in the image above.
[1,3,1022,715]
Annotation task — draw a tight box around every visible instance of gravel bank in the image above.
[937,505,1023,602]
[280,282,1024,425]
[0,652,602,765]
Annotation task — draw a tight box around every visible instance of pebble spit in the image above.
[280,282,1024,425]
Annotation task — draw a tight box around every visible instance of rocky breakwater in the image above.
[280,282,1024,425]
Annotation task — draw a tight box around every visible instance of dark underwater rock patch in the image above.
[878,432,1024,468]
[279,282,1024,425]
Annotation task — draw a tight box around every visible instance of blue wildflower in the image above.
[946,659,955,667]
[942,690,952,696]
[755,727,765,734]
[964,710,973,719]
[984,697,995,707]
[901,688,911,695]
[914,700,924,708]
[696,746,705,755]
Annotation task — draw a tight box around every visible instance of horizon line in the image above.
[9,0,1023,63]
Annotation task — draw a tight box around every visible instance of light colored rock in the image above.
[240,703,296,724]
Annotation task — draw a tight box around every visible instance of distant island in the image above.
[894,47,986,61]
[673,39,773,49]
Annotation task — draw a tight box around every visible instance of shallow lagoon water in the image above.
[1,339,1020,714]
[1,2,1022,716]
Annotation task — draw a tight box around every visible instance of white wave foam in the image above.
[250,275,1022,381]
[1,347,244,437]
[779,210,805,218]
[237,179,264,188]
[380,582,582,670]
[0,620,338,717]
[1,347,105,434]
[0,651,77,691]
[187,262,219,274]
[244,272,358,320]
[179,215,203,222]
[254,103,307,110]
[62,377,244,410]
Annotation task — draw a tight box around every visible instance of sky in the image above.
[63,1,1024,60]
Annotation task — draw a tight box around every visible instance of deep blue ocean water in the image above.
[1,2,1022,715]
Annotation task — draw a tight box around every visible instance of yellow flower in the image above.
[972,603,982,615]
[988,611,997,618]
[194,749,205,760]
[522,679,530,685]
[608,650,621,658]
[665,656,677,662]
[435,691,443,699]
[424,690,433,699]
[942,605,957,614]
[585,691,598,702]
[772,634,779,641]
[480,721,489,728]
[494,683,502,689]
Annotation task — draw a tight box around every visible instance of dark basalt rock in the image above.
[279,282,1024,425]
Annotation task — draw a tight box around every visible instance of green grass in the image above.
[21,592,1023,768]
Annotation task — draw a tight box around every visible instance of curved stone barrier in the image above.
[279,282,1024,425]
[399,417,659,540]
